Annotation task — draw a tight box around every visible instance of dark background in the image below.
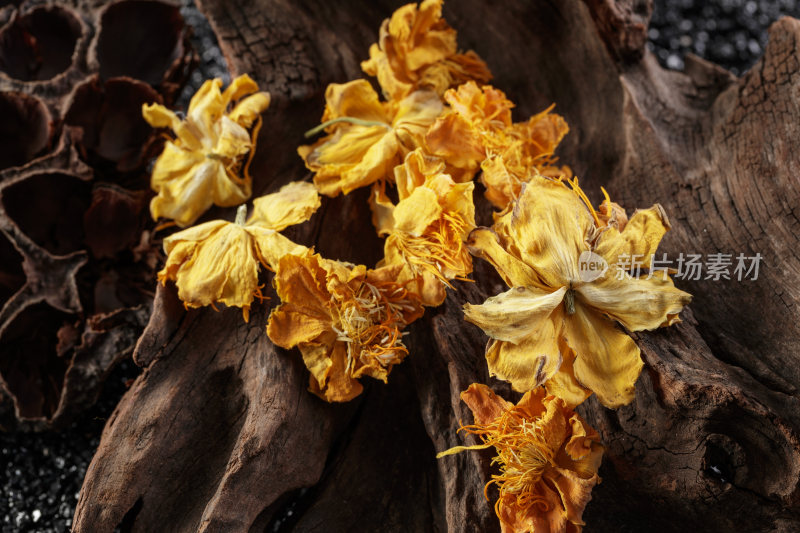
[1,0,799,530]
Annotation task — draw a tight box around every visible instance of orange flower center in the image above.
[392,212,472,286]
[460,407,556,518]
[331,280,415,371]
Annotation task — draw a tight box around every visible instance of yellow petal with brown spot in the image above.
[484,327,563,393]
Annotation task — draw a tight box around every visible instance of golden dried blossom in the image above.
[438,383,603,533]
[370,149,475,306]
[464,176,691,408]
[267,253,424,402]
[426,82,571,207]
[158,182,320,321]
[361,0,492,101]
[480,107,571,210]
[143,74,271,227]
[426,81,513,175]
[298,79,443,197]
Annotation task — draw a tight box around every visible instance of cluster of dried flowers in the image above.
[142,0,691,530]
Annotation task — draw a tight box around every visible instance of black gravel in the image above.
[0,362,139,533]
[1,1,798,531]
[649,0,800,74]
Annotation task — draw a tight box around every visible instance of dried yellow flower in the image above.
[426,81,513,177]
[426,82,571,208]
[267,253,424,402]
[371,149,475,306]
[298,79,443,197]
[158,182,320,321]
[480,106,571,210]
[361,0,492,101]
[464,176,691,408]
[143,74,271,227]
[438,383,603,533]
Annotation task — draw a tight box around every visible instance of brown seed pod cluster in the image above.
[0,0,196,430]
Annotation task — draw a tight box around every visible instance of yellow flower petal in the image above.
[426,113,485,172]
[577,270,692,331]
[549,466,600,527]
[520,105,570,164]
[162,223,260,317]
[150,152,242,227]
[466,227,541,288]
[301,338,364,403]
[360,0,491,100]
[459,382,512,425]
[213,116,253,164]
[393,148,445,200]
[369,183,396,237]
[297,338,334,388]
[479,155,522,210]
[594,203,670,267]
[563,303,644,409]
[221,74,260,105]
[159,220,228,284]
[266,254,332,348]
[144,75,269,226]
[142,103,201,150]
[497,179,592,288]
[322,78,388,123]
[186,78,225,140]
[300,82,443,196]
[444,383,602,533]
[391,89,445,146]
[544,340,592,409]
[463,285,566,344]
[162,219,228,254]
[246,228,310,272]
[304,125,398,196]
[564,413,603,466]
[266,253,422,402]
[484,322,563,392]
[392,186,442,235]
[228,92,271,128]
[247,181,321,231]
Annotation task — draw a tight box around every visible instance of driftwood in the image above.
[72,0,800,531]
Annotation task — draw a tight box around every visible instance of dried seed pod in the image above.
[64,75,164,174]
[0,227,24,308]
[83,184,148,259]
[89,0,196,103]
[0,5,89,97]
[0,301,75,420]
[2,170,92,255]
[0,140,153,429]
[0,0,196,429]
[0,91,52,171]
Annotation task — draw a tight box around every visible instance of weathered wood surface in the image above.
[74,0,800,531]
